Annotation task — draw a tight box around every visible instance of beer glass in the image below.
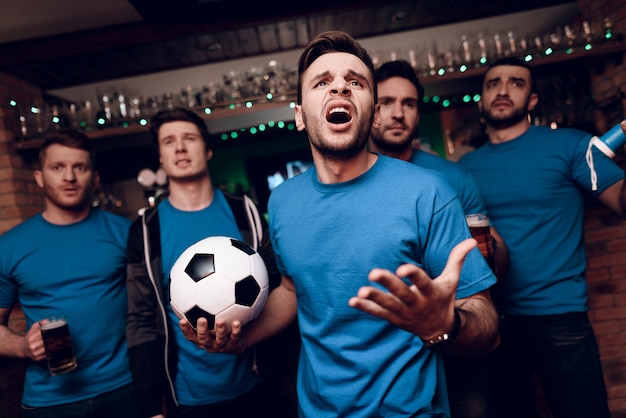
[465,214,496,275]
[40,315,77,376]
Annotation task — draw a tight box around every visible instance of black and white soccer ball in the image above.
[170,236,269,331]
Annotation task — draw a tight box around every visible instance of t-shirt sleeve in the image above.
[421,181,497,299]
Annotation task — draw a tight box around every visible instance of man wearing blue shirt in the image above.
[458,57,626,418]
[0,131,138,417]
[185,31,500,418]
[370,58,506,418]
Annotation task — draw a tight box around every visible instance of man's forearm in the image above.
[245,281,297,348]
[442,291,499,357]
[0,325,27,358]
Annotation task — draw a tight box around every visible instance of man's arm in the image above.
[0,307,46,361]
[597,178,626,218]
[448,290,499,356]
[597,121,626,217]
[490,226,509,281]
[348,238,499,356]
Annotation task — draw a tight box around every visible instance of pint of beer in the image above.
[40,316,77,376]
[465,214,496,275]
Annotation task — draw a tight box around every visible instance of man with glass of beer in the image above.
[458,57,626,418]
[0,131,139,417]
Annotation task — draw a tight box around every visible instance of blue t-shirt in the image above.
[0,209,132,407]
[458,125,624,315]
[268,155,496,417]
[409,149,486,215]
[158,190,264,405]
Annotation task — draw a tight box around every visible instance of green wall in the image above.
[209,128,310,197]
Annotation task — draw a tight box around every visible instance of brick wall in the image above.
[587,199,626,416]
[0,74,43,417]
[578,0,626,416]
[0,72,44,234]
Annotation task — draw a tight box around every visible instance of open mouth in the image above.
[326,106,352,124]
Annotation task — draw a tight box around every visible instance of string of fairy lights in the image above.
[7,26,623,144]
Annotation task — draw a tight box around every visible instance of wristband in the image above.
[421,308,461,349]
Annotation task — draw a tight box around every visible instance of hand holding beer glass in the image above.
[40,315,77,375]
[465,214,497,277]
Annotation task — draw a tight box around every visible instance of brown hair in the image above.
[149,107,213,150]
[297,31,376,104]
[38,130,94,169]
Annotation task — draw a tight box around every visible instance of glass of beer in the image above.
[465,213,496,275]
[40,315,77,376]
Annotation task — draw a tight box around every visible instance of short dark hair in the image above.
[484,57,537,93]
[375,60,424,112]
[38,130,94,169]
[297,30,376,104]
[149,107,212,150]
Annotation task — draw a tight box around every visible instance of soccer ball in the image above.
[170,236,269,331]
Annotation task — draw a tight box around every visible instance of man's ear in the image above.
[34,170,43,189]
[528,93,539,112]
[294,105,306,132]
[372,104,381,128]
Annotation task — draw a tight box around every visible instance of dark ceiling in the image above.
[0,0,574,91]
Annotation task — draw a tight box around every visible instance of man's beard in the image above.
[370,127,415,154]
[481,101,529,130]
[47,187,93,212]
[310,132,368,161]
[305,111,372,161]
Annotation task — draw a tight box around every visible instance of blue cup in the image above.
[593,119,626,158]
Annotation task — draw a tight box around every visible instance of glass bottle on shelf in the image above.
[67,103,79,127]
[79,100,96,128]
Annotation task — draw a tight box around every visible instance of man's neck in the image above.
[168,175,215,211]
[312,148,378,184]
[486,120,531,144]
[368,141,413,162]
[42,205,91,225]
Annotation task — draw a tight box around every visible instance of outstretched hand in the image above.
[180,317,247,354]
[348,238,477,339]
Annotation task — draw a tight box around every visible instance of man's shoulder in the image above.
[93,208,132,227]
[525,125,589,142]
[0,214,42,243]
[406,150,471,185]
[411,149,461,169]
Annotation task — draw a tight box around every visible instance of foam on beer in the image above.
[466,215,489,228]
[40,318,67,330]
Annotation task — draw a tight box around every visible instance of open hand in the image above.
[180,317,247,354]
[348,238,476,339]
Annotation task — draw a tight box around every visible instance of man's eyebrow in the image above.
[309,70,330,83]
[345,68,368,80]
[378,95,418,101]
